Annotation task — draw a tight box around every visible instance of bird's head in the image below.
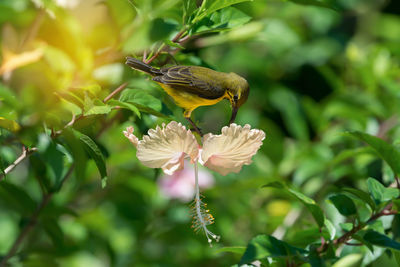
[226,73,250,124]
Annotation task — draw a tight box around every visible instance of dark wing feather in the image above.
[152,66,225,100]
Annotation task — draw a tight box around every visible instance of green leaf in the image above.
[363,230,400,250]
[0,153,5,176]
[346,131,400,176]
[164,39,185,49]
[393,215,400,244]
[239,234,307,265]
[62,129,88,181]
[42,218,64,247]
[108,99,141,118]
[75,131,108,187]
[0,117,20,132]
[192,7,251,34]
[329,194,357,216]
[0,182,37,215]
[352,232,374,253]
[80,84,102,94]
[215,246,246,255]
[324,219,336,240]
[84,92,112,116]
[104,0,135,29]
[183,0,197,23]
[339,223,353,232]
[332,254,363,267]
[195,0,253,22]
[342,187,376,211]
[263,181,325,227]
[120,90,162,111]
[383,188,400,201]
[394,250,400,266]
[149,18,177,42]
[119,89,167,117]
[369,220,385,234]
[367,178,400,205]
[394,199,400,211]
[330,147,373,167]
[37,134,69,191]
[0,83,19,108]
[55,91,84,110]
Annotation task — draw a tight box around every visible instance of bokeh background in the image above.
[1,0,400,266]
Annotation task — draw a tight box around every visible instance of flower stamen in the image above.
[190,160,220,246]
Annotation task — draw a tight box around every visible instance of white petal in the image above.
[201,124,265,176]
[123,126,139,147]
[136,121,199,174]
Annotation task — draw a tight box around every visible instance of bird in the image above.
[125,56,249,136]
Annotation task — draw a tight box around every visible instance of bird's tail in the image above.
[125,56,160,75]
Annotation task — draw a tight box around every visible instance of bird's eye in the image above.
[233,95,238,101]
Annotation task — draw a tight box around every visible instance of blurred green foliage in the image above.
[1,0,400,266]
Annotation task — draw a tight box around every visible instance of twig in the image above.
[0,85,124,264]
[145,44,166,64]
[103,82,128,103]
[52,82,128,137]
[144,27,188,65]
[0,147,38,182]
[336,203,393,245]
[0,20,190,267]
[318,203,395,253]
[142,50,147,62]
[171,28,187,43]
[0,165,74,266]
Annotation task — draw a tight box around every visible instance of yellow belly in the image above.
[159,83,226,117]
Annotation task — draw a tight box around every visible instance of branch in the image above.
[0,86,123,264]
[144,27,188,64]
[103,82,128,103]
[0,19,182,263]
[52,82,128,138]
[0,165,74,266]
[318,203,395,253]
[0,147,38,182]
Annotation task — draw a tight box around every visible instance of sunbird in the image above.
[126,57,249,135]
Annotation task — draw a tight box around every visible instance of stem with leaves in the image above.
[144,27,189,64]
[317,202,397,254]
[0,80,132,265]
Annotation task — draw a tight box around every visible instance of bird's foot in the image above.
[185,117,203,137]
[190,127,203,137]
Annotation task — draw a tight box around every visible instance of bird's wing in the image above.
[152,66,226,100]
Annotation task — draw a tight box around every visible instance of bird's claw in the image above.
[190,127,203,137]
[185,117,203,137]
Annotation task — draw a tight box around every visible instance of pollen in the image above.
[190,194,220,246]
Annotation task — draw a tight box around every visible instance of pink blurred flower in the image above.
[158,161,214,202]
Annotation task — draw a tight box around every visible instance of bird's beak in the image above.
[229,102,238,124]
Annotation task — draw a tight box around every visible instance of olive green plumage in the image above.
[126,57,249,135]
